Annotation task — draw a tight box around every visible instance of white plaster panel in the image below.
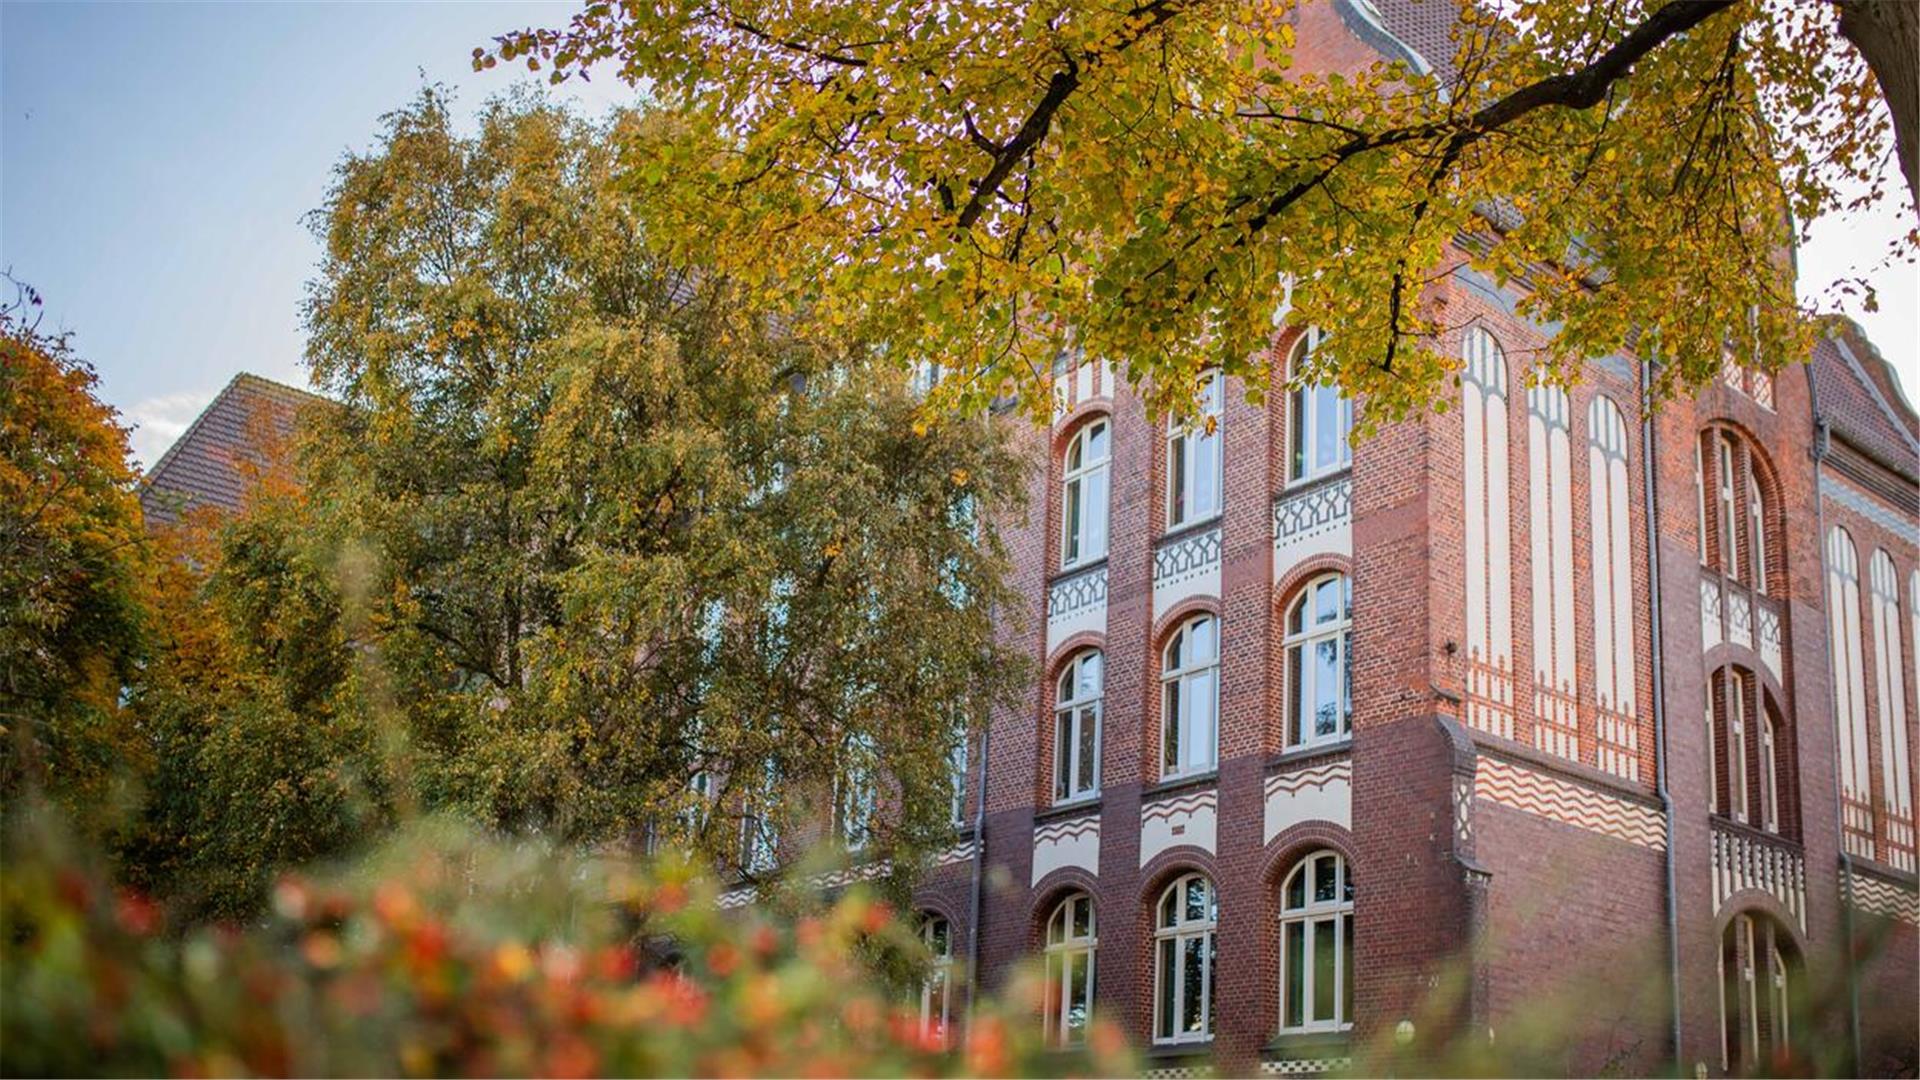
[1047,567,1108,654]
[1139,788,1217,866]
[1262,759,1353,844]
[1153,527,1222,614]
[1031,814,1100,885]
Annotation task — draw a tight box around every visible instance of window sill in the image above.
[1159,513,1222,547]
[1265,1029,1352,1058]
[1052,557,1109,583]
[1281,466,1353,495]
[1269,738,1353,771]
[1035,796,1102,824]
[1147,769,1218,799]
[1146,1039,1214,1058]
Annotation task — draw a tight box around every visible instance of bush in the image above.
[0,807,1134,1078]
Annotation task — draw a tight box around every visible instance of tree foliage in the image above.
[0,278,151,840]
[482,0,1915,422]
[297,89,1024,872]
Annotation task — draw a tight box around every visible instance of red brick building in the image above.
[905,4,1920,1074]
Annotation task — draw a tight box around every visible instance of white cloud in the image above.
[125,389,214,470]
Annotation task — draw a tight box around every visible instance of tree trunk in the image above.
[1836,0,1920,215]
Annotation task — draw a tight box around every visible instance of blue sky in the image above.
[3,2,1915,467]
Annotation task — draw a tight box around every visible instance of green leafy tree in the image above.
[0,277,150,841]
[481,0,1916,421]
[300,89,1024,869]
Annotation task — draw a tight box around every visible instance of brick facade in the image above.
[902,3,1918,1075]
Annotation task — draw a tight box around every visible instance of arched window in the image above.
[1587,397,1640,779]
[1153,874,1217,1045]
[1528,384,1577,758]
[1161,615,1220,778]
[1054,651,1103,803]
[1721,912,1797,1073]
[1460,328,1514,740]
[1287,329,1352,483]
[919,914,953,1044]
[1044,893,1097,1046]
[1062,420,1111,568]
[1280,851,1354,1033]
[1759,706,1781,835]
[1869,550,1914,861]
[1699,428,1771,593]
[1285,573,1352,747]
[1167,371,1223,529]
[1825,526,1872,856]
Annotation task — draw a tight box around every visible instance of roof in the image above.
[138,373,333,530]
[1813,318,1920,486]
[1365,0,1462,81]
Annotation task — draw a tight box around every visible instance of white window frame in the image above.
[1727,668,1751,824]
[1044,893,1098,1047]
[1167,370,1224,529]
[1153,873,1217,1045]
[1285,573,1352,748]
[1161,615,1221,779]
[919,914,954,1045]
[1746,468,1768,594]
[1062,419,1111,568]
[1287,329,1353,485]
[1279,851,1354,1034]
[1715,434,1739,578]
[1054,651,1104,804]
[1759,709,1780,834]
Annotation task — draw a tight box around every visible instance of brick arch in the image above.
[1044,633,1109,685]
[1274,555,1354,618]
[1030,867,1103,947]
[1701,647,1789,710]
[1697,418,1789,600]
[1713,897,1810,958]
[1150,594,1224,648]
[1052,403,1114,458]
[1260,820,1358,891]
[910,893,964,932]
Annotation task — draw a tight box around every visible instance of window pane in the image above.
[1055,712,1072,799]
[1285,920,1305,1028]
[1190,670,1217,769]
[1290,387,1308,478]
[1315,577,1339,624]
[1186,877,1207,922]
[1195,432,1220,518]
[1314,386,1339,471]
[1064,480,1082,562]
[1286,867,1306,910]
[1313,918,1336,1021]
[1085,467,1108,558]
[1077,707,1098,793]
[1289,645,1306,744]
[1314,638,1340,738]
[1073,895,1092,939]
[1342,913,1354,1021]
[1341,632,1353,732]
[1157,938,1175,1039]
[1067,950,1090,1040]
[1170,436,1188,524]
[1192,616,1217,660]
[1087,422,1108,461]
[1163,683,1181,772]
[1314,855,1338,903]
[1182,936,1206,1034]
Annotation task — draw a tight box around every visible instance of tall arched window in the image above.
[1285,573,1352,747]
[1869,553,1913,805]
[1044,893,1097,1046]
[1287,329,1352,483]
[1587,397,1639,779]
[1062,420,1111,568]
[1279,851,1354,1033]
[1461,329,1514,739]
[1700,429,1771,593]
[1825,526,1872,855]
[1721,912,1797,1073]
[1759,706,1781,835]
[1528,384,1578,758]
[1869,550,1915,868]
[1168,371,1223,528]
[1162,615,1220,778]
[1054,651,1103,803]
[1153,874,1217,1045]
[919,914,953,1044]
